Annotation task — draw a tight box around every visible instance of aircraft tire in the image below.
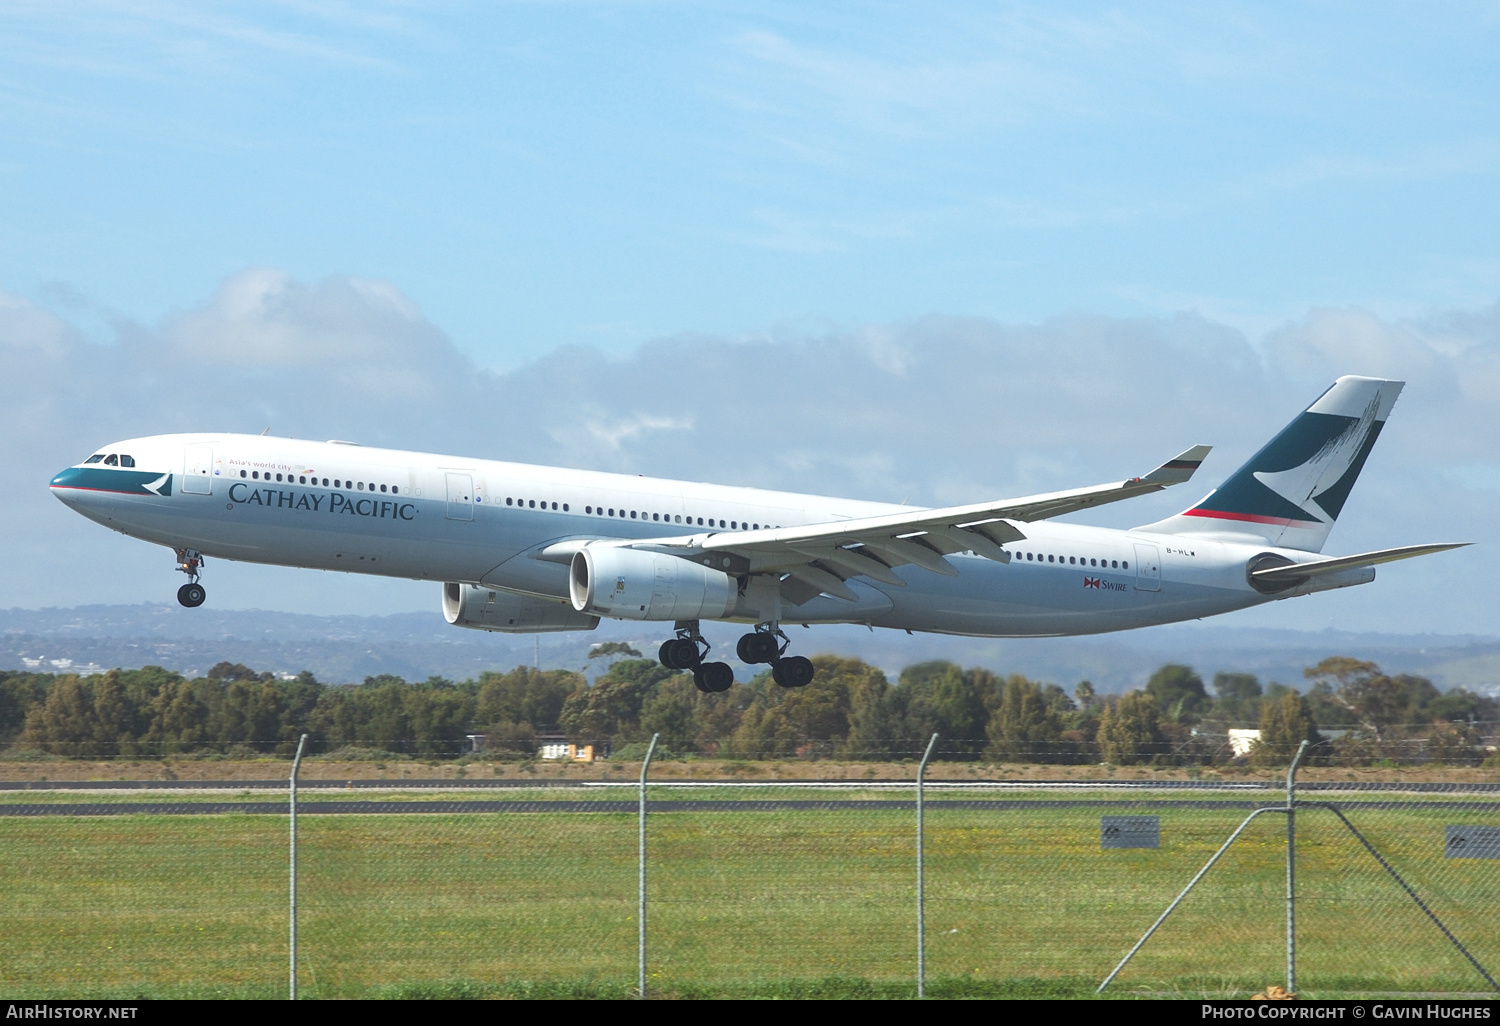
[776,655,814,688]
[698,661,734,693]
[736,632,779,664]
[661,638,700,670]
[177,583,206,608]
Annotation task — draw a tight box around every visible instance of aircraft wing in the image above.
[1249,543,1470,587]
[621,445,1212,602]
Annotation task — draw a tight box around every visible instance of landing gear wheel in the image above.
[773,655,814,688]
[660,638,701,671]
[736,632,782,664]
[177,582,206,608]
[693,661,734,694]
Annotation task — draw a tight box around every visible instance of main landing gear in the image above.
[658,622,817,692]
[175,549,206,608]
[736,625,815,688]
[659,622,734,694]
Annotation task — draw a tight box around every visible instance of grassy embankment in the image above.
[2,757,1497,784]
[1,795,1496,999]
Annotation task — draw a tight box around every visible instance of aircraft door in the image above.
[183,445,213,495]
[1133,543,1161,592]
[445,472,474,521]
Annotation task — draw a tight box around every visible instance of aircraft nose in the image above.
[50,467,85,504]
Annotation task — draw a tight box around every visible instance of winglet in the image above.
[1140,445,1212,486]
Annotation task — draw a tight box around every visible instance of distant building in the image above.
[1228,729,1261,758]
[539,742,597,762]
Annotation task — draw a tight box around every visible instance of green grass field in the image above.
[0,790,1496,999]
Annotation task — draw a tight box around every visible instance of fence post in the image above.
[638,733,659,1000]
[1285,739,1308,995]
[289,732,307,1001]
[916,733,939,999]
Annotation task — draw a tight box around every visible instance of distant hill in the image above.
[2,604,1497,695]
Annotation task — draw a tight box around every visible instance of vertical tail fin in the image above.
[1136,375,1403,552]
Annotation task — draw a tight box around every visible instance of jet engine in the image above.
[569,545,736,621]
[443,582,600,633]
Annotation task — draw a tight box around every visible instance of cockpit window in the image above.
[119,455,135,468]
[103,455,118,466]
[84,455,104,464]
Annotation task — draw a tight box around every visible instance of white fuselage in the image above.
[51,433,1313,637]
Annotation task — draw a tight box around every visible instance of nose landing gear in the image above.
[175,549,206,608]
[737,624,815,688]
[658,621,734,693]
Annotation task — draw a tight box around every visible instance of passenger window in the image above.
[380,484,387,492]
[301,476,307,484]
[675,515,681,523]
[562,503,568,511]
[120,455,135,468]
[631,511,637,519]
[608,508,615,516]
[391,486,398,494]
[552,502,558,510]
[1122,561,1129,569]
[1047,554,1054,562]
[333,479,340,488]
[104,455,118,466]
[528,500,535,508]
[84,455,103,464]
[1068,556,1075,564]
[323,478,329,486]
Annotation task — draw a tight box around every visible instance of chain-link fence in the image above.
[0,741,1496,999]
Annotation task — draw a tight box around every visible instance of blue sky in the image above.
[3,2,1499,637]
[7,2,1499,361]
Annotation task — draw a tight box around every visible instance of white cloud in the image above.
[5,270,1498,631]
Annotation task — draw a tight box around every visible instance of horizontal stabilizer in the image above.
[1250,543,1469,586]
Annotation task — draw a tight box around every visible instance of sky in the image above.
[2,2,1499,638]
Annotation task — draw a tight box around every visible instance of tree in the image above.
[587,642,642,675]
[986,676,1068,763]
[207,662,262,683]
[0,673,51,741]
[1304,658,1439,741]
[1145,665,1210,723]
[558,659,676,742]
[1073,680,1097,710]
[891,661,990,758]
[1251,691,1320,767]
[23,676,100,754]
[145,680,214,752]
[91,670,139,752]
[1098,691,1164,765]
[475,667,584,732]
[1212,672,1262,724]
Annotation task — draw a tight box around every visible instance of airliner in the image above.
[50,375,1462,692]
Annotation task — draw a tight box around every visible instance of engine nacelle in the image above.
[569,545,737,621]
[443,582,600,633]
